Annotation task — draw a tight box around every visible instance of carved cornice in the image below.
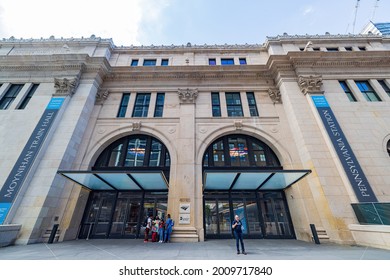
[298,75,323,95]
[95,89,109,105]
[53,74,80,96]
[268,88,282,104]
[178,88,198,103]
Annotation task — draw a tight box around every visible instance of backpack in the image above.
[143,217,148,227]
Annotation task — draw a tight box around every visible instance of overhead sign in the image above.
[0,97,65,224]
[312,95,377,202]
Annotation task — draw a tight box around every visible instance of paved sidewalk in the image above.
[0,239,389,260]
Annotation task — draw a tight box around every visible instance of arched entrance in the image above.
[202,134,310,239]
[59,134,170,239]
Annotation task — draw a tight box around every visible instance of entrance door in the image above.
[259,192,294,238]
[232,198,263,238]
[204,197,232,238]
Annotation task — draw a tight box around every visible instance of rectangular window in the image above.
[154,93,165,117]
[161,59,169,66]
[0,84,24,110]
[345,47,353,51]
[239,58,247,65]
[246,92,259,116]
[313,47,320,51]
[358,46,366,51]
[117,93,130,117]
[132,93,151,117]
[211,92,221,117]
[356,81,381,101]
[131,59,139,66]
[225,92,243,117]
[378,80,390,97]
[209,58,216,65]
[339,81,357,102]
[221,58,234,65]
[17,84,39,109]
[143,59,156,66]
[326,47,339,52]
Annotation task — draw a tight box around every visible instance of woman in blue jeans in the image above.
[232,215,247,255]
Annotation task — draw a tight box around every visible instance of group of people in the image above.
[144,213,174,243]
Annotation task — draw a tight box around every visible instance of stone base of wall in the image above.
[0,224,22,247]
[349,224,390,250]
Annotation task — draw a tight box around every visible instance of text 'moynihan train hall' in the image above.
[0,30,389,249]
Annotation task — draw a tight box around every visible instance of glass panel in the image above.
[218,201,231,234]
[62,173,114,190]
[108,143,123,166]
[125,138,146,167]
[246,200,261,236]
[352,203,384,225]
[229,137,249,167]
[205,201,218,234]
[143,59,156,66]
[97,173,141,190]
[140,200,155,236]
[204,172,237,190]
[232,200,248,234]
[131,172,168,190]
[233,172,271,190]
[124,201,141,235]
[209,59,216,65]
[253,150,267,166]
[149,140,162,166]
[260,198,278,236]
[261,171,308,190]
[221,58,234,65]
[94,193,115,236]
[156,202,167,221]
[273,198,292,236]
[110,198,127,236]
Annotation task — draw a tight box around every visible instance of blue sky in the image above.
[0,0,389,46]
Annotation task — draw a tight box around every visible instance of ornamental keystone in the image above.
[178,88,198,103]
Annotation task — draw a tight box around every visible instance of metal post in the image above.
[48,224,59,244]
[86,223,93,240]
[310,224,320,244]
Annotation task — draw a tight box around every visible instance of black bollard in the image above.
[310,224,320,244]
[48,224,59,244]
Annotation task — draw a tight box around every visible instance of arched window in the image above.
[94,135,170,169]
[203,135,280,168]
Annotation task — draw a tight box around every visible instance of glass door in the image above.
[204,197,231,238]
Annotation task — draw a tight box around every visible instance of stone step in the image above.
[170,227,199,242]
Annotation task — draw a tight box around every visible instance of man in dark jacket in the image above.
[232,215,247,255]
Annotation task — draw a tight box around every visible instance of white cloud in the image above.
[303,6,314,16]
[0,0,171,45]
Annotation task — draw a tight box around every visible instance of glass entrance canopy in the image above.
[203,169,311,191]
[58,170,169,191]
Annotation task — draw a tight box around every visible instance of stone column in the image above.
[169,88,199,242]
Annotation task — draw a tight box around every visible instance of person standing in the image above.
[164,214,174,243]
[144,213,153,243]
[232,215,247,255]
[158,218,165,243]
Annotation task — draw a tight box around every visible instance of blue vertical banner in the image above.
[0,97,65,224]
[311,95,377,203]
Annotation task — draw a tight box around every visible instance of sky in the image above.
[0,0,389,46]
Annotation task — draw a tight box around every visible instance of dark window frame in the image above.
[131,59,139,66]
[378,80,390,97]
[117,93,130,118]
[246,92,259,117]
[0,84,24,110]
[17,84,39,109]
[221,58,235,65]
[161,59,169,66]
[339,81,357,102]
[132,93,151,117]
[209,58,216,65]
[143,59,157,66]
[211,92,221,117]
[239,58,247,65]
[225,92,243,117]
[154,92,165,117]
[355,81,381,102]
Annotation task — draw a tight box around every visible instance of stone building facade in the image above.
[0,33,389,249]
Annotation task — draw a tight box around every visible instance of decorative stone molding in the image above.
[234,121,243,130]
[178,88,198,103]
[298,75,323,95]
[95,89,109,105]
[132,122,141,131]
[268,88,282,104]
[53,74,80,96]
